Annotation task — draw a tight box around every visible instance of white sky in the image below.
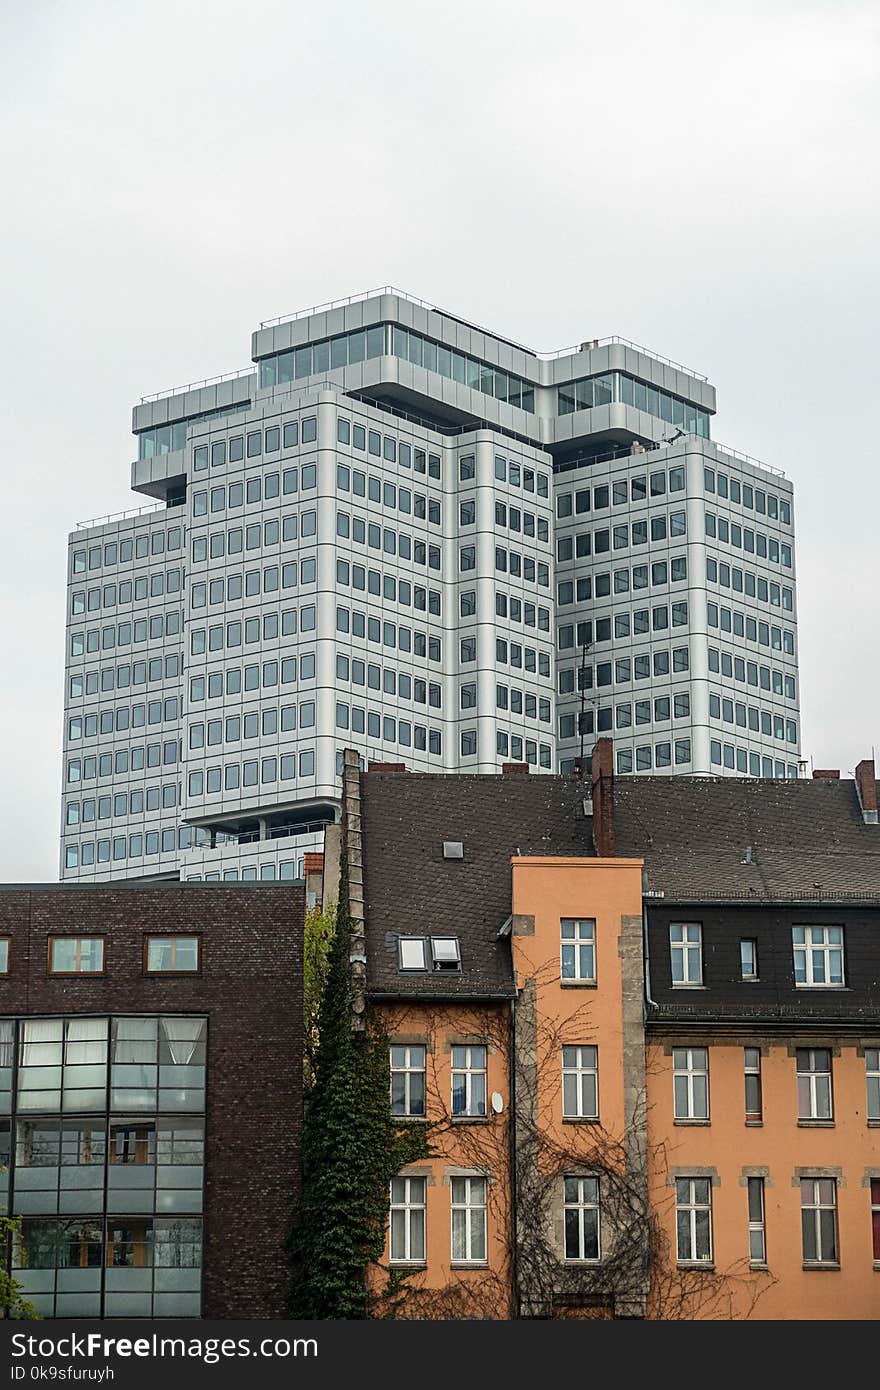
[1,0,878,880]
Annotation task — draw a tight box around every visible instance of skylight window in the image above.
[398,937,428,971]
[431,937,461,971]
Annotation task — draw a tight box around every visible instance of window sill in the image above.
[450,1262,488,1270]
[749,1263,769,1272]
[745,1119,763,1127]
[671,984,706,990]
[797,1119,834,1128]
[873,1262,880,1272]
[560,980,597,989]
[389,1262,427,1271]
[868,1120,880,1128]
[674,1118,711,1126]
[393,1115,428,1124]
[676,1262,715,1272]
[802,1263,840,1272]
[451,1116,490,1125]
[562,1117,601,1125]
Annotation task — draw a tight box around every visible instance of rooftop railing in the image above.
[139,365,254,406]
[74,498,182,532]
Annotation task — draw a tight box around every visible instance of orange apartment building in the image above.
[328,744,880,1319]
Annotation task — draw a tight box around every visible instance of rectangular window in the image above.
[673,1047,709,1120]
[748,1177,766,1264]
[451,1176,487,1264]
[670,922,702,985]
[563,1176,600,1261]
[675,1177,713,1263]
[872,1180,880,1259]
[0,938,9,974]
[390,1044,426,1118]
[801,1178,838,1265]
[792,925,844,987]
[145,936,200,974]
[560,919,595,983]
[740,939,758,980]
[389,1176,426,1264]
[797,1048,833,1121]
[562,1046,599,1119]
[451,1045,487,1117]
[744,1047,763,1121]
[866,1049,880,1122]
[48,937,105,974]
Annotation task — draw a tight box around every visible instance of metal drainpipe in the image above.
[643,899,658,1013]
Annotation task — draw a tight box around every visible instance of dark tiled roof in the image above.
[614,777,880,901]
[361,773,592,997]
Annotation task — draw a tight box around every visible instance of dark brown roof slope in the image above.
[614,777,880,901]
[361,773,592,996]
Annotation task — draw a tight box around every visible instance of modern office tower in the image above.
[61,289,800,882]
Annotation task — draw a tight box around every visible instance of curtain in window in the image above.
[161,1019,205,1065]
[0,1020,14,1068]
[66,1019,108,1065]
[112,1019,157,1063]
[21,1019,63,1067]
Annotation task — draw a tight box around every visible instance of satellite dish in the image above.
[491,1091,504,1114]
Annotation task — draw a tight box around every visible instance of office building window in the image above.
[390,1044,426,1118]
[560,919,595,983]
[48,937,105,975]
[801,1178,838,1266]
[675,1177,713,1264]
[792,925,844,987]
[797,1048,833,1121]
[563,1176,600,1261]
[451,1176,487,1264]
[562,1046,598,1120]
[144,937,200,974]
[389,1176,426,1264]
[451,1045,487,1118]
[747,1177,766,1264]
[673,1047,709,1121]
[744,1047,762,1122]
[670,923,702,985]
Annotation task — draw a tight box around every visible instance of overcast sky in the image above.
[1,0,878,881]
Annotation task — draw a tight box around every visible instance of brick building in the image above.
[0,883,304,1319]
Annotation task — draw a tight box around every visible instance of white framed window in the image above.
[451,1045,487,1117]
[792,925,844,987]
[747,1177,766,1264]
[866,1049,880,1122]
[740,938,758,980]
[670,923,702,985]
[390,1044,426,1118]
[800,1177,838,1265]
[562,1046,599,1119]
[744,1047,762,1121]
[450,1176,487,1264]
[797,1048,833,1121]
[673,1047,709,1120]
[560,919,595,982]
[675,1177,713,1263]
[398,937,427,971]
[430,937,461,971]
[389,1175,426,1264]
[563,1176,601,1261]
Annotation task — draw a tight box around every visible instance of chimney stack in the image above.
[367,762,406,772]
[855,757,879,825]
[502,763,530,775]
[590,737,616,857]
[812,769,840,779]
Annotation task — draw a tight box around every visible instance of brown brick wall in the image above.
[0,883,304,1319]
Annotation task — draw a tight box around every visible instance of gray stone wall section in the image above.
[617,911,650,1318]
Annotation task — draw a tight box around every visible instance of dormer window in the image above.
[398,937,428,972]
[430,937,461,971]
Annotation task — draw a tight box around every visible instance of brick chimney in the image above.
[812,769,840,779]
[502,762,530,775]
[590,737,616,857]
[367,762,406,772]
[855,757,879,825]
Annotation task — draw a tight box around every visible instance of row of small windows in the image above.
[259,326,385,387]
[710,693,798,744]
[705,513,792,568]
[707,557,794,611]
[72,529,183,575]
[704,467,792,526]
[493,685,552,722]
[708,648,797,701]
[65,828,181,867]
[66,784,178,825]
[557,514,687,560]
[192,511,314,562]
[68,704,180,743]
[335,607,443,662]
[337,561,441,615]
[558,372,711,437]
[493,592,552,632]
[69,613,182,658]
[192,417,315,471]
[336,512,441,570]
[67,747,179,785]
[489,548,550,586]
[613,741,692,771]
[337,419,442,478]
[336,467,441,524]
[190,613,316,656]
[710,743,799,776]
[559,649,690,695]
[559,606,689,652]
[495,731,553,766]
[559,559,686,606]
[189,701,315,750]
[333,704,444,756]
[669,1044,875,1129]
[69,655,181,700]
[556,468,686,520]
[335,656,442,708]
[187,747,318,796]
[189,653,314,703]
[706,604,795,654]
[135,401,250,459]
[71,570,183,614]
[492,636,551,676]
[190,561,316,608]
[191,468,315,517]
[390,325,537,412]
[491,454,549,494]
[561,693,691,738]
[483,500,550,544]
[187,861,302,882]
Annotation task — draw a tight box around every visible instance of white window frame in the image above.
[673,1047,709,1121]
[430,936,461,971]
[390,1044,426,1119]
[800,1177,838,1265]
[866,1048,880,1123]
[451,1044,487,1118]
[560,919,596,983]
[740,938,758,980]
[670,923,702,986]
[675,1177,713,1264]
[450,1175,487,1264]
[398,936,427,972]
[389,1175,426,1264]
[796,1048,833,1121]
[562,1046,599,1120]
[744,1047,762,1121]
[747,1176,766,1265]
[792,925,844,987]
[563,1175,601,1262]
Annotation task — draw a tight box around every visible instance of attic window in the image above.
[398,937,428,972]
[431,936,461,971]
[443,841,464,860]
